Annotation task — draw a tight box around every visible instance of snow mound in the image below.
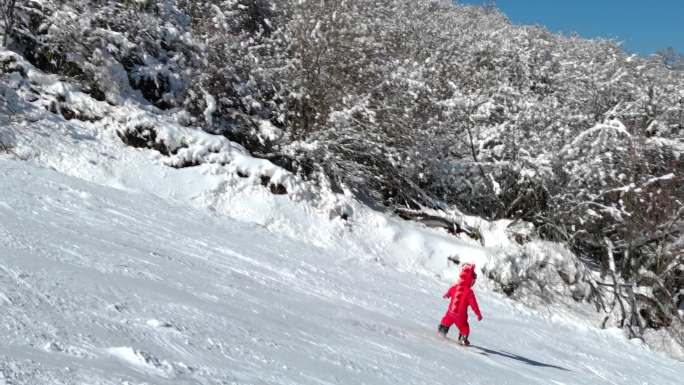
[107,347,174,378]
[485,241,593,303]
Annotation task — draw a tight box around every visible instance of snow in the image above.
[258,119,282,143]
[0,157,682,384]
[202,89,216,126]
[561,119,632,155]
[488,173,502,196]
[643,173,675,185]
[107,347,174,379]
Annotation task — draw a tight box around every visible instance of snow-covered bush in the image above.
[0,126,15,153]
[183,0,290,143]
[0,0,17,46]
[485,241,595,305]
[185,0,684,218]
[11,0,199,108]
[114,112,292,194]
[538,118,684,336]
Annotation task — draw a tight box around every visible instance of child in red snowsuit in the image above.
[438,263,482,345]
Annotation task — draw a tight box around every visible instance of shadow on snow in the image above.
[469,345,571,372]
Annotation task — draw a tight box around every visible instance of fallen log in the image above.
[394,207,479,240]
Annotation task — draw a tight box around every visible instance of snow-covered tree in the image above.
[0,0,17,46]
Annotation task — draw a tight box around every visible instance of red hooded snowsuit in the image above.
[440,263,482,337]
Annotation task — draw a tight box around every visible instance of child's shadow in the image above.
[469,345,571,371]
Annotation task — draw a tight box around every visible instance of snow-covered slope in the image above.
[1,159,682,384]
[1,45,490,280]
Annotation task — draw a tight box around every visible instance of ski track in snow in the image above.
[0,159,682,384]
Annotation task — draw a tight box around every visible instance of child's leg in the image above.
[438,312,456,336]
[454,317,470,337]
[440,312,456,328]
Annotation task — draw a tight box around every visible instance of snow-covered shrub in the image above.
[537,118,684,336]
[11,0,199,108]
[0,0,17,46]
[115,114,235,166]
[183,0,291,151]
[0,59,20,154]
[485,241,595,305]
[114,112,292,197]
[116,121,172,157]
[0,126,15,153]
[0,48,109,125]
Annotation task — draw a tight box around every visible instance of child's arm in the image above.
[469,291,483,320]
[443,285,457,299]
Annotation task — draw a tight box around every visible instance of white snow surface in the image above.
[1,159,682,384]
[0,149,682,385]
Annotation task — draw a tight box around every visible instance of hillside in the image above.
[0,0,682,376]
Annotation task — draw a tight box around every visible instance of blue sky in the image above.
[457,0,684,56]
